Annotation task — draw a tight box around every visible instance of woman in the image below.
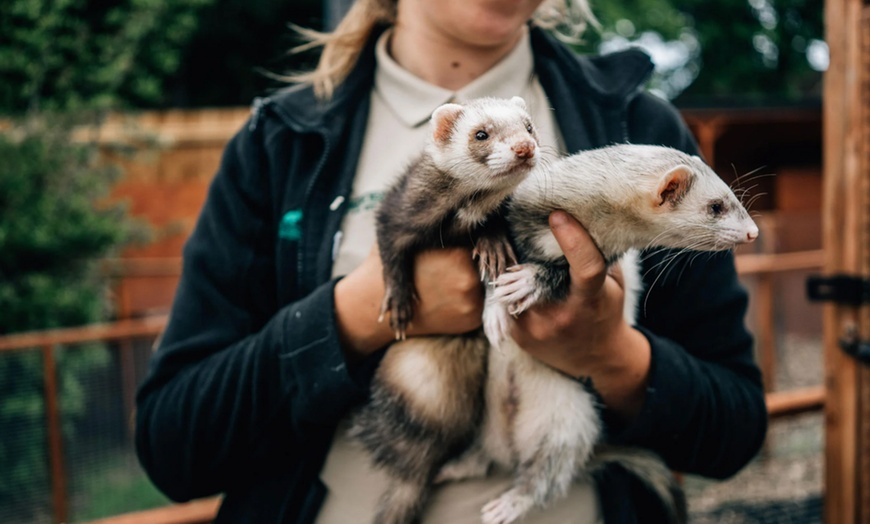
[135,1,767,522]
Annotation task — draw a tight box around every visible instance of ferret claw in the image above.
[474,237,517,283]
[380,287,415,340]
[493,264,541,315]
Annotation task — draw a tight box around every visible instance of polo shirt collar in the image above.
[374,28,535,128]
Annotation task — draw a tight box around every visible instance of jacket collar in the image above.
[267,25,654,139]
[530,27,654,106]
[267,27,383,135]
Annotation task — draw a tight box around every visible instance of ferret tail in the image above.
[373,477,429,524]
[589,445,687,524]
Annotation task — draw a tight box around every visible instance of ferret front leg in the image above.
[473,216,518,282]
[378,246,418,340]
[483,297,514,346]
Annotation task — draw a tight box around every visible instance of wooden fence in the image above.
[0,247,825,524]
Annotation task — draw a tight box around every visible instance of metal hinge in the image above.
[839,326,870,364]
[806,274,870,365]
[806,274,870,306]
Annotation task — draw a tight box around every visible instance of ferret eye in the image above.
[709,201,724,216]
[526,124,533,133]
[475,131,489,141]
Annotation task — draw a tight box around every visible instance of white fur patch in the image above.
[618,249,643,324]
[532,230,564,260]
[391,350,443,414]
[479,335,601,523]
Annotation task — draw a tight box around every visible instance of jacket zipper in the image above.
[296,129,332,290]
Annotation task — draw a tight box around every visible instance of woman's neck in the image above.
[389,21,526,92]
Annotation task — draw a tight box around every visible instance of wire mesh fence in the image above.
[0,348,54,524]
[0,328,170,523]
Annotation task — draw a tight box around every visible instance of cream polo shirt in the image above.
[330,27,564,278]
[318,29,602,524]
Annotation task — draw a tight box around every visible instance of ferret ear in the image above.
[654,165,694,207]
[431,103,464,145]
[510,96,527,110]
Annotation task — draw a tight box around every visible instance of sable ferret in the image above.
[350,96,541,524]
[434,144,759,524]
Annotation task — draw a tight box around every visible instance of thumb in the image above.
[549,211,607,297]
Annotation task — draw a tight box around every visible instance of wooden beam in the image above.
[766,387,825,419]
[86,497,221,524]
[0,315,168,352]
[734,250,824,275]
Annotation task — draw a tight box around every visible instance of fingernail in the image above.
[550,211,569,226]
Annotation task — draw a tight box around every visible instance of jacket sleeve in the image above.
[606,92,768,479]
[134,116,375,502]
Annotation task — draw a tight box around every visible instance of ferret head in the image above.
[427,96,539,195]
[637,147,759,251]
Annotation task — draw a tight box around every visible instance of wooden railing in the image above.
[86,497,220,524]
[0,249,825,524]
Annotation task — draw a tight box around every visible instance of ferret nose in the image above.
[745,225,759,242]
[512,141,536,159]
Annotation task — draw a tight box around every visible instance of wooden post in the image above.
[822,0,870,522]
[859,17,870,522]
[42,343,68,524]
[756,274,776,392]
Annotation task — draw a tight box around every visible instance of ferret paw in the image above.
[493,265,542,316]
[379,287,416,340]
[483,304,512,346]
[473,237,517,282]
[481,490,534,524]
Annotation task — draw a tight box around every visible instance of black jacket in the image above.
[135,27,767,523]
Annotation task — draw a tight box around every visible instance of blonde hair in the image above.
[288,0,598,101]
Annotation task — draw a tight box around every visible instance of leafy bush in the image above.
[0,0,211,114]
[0,118,138,516]
[0,122,130,331]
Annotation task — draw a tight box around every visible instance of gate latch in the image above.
[806,275,870,306]
[806,274,870,365]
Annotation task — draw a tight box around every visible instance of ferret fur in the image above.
[436,144,759,524]
[375,96,540,340]
[350,96,541,524]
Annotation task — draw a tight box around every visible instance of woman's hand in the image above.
[334,246,484,359]
[510,211,652,422]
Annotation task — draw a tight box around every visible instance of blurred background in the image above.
[0,0,834,522]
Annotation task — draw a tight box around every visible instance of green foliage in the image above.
[687,0,823,101]
[0,122,132,333]
[587,0,690,44]
[0,119,139,515]
[577,0,824,102]
[0,0,212,114]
